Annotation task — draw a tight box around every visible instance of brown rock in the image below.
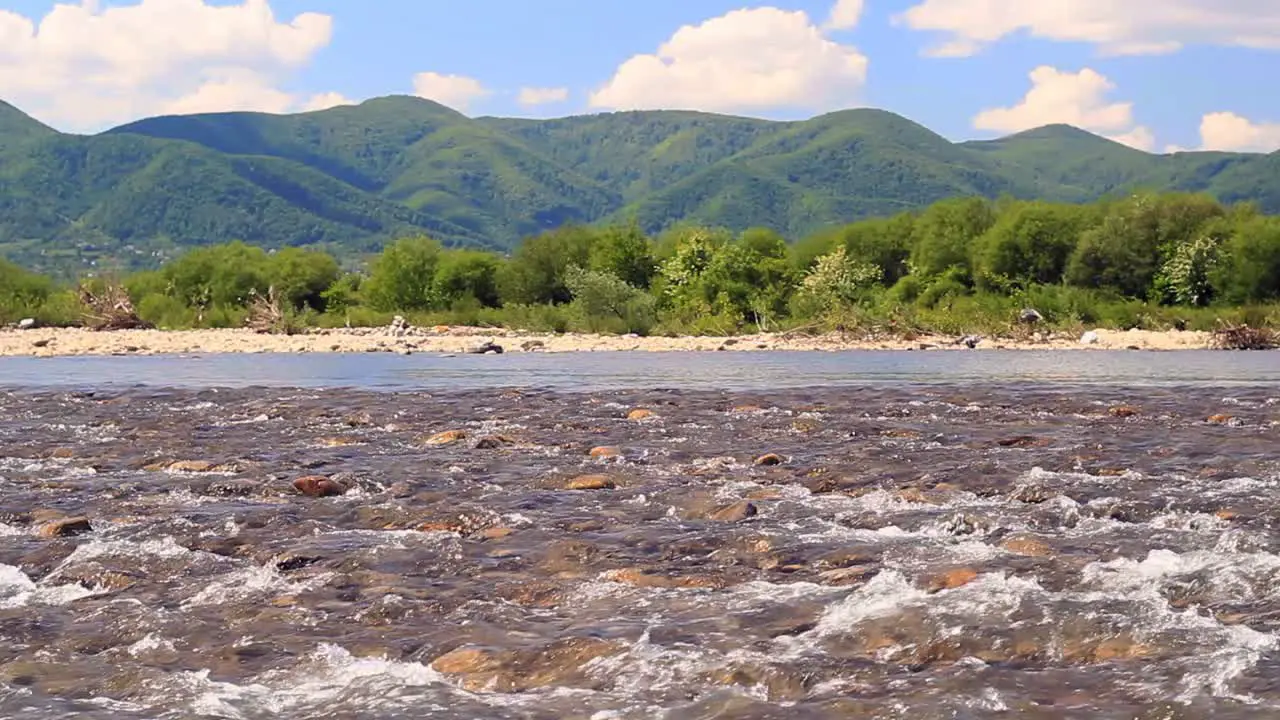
[431,638,623,693]
[603,568,725,590]
[730,405,764,414]
[882,429,922,439]
[894,487,938,504]
[924,568,979,593]
[416,512,497,536]
[588,446,622,459]
[753,453,785,466]
[1062,634,1152,663]
[627,408,655,421]
[318,436,363,447]
[1000,535,1053,557]
[35,516,92,538]
[995,436,1050,448]
[496,581,563,608]
[709,663,810,701]
[709,500,758,523]
[292,475,347,497]
[746,487,783,500]
[166,460,217,473]
[565,474,616,490]
[431,647,506,686]
[424,429,468,446]
[1108,405,1139,418]
[790,419,820,433]
[818,566,877,586]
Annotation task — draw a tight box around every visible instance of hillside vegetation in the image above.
[0,96,1278,275]
[6,192,1280,346]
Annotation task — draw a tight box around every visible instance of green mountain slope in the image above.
[1,95,1278,272]
[615,109,1027,235]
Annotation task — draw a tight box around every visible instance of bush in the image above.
[564,266,657,335]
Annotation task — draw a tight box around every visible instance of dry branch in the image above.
[78,282,152,331]
[245,286,300,335]
[1211,322,1277,350]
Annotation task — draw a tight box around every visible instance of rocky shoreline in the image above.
[0,324,1217,357]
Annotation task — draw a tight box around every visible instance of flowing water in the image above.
[2,351,1280,718]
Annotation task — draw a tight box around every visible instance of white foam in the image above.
[182,564,334,609]
[0,563,99,609]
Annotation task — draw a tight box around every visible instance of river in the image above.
[1,351,1278,718]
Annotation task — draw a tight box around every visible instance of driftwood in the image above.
[1211,322,1277,351]
[245,286,300,335]
[79,283,152,331]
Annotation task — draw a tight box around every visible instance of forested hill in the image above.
[1,94,1276,272]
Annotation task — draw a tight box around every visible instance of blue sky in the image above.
[1,0,1278,152]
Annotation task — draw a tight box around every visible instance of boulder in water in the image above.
[35,516,92,538]
[292,475,347,497]
[709,500,758,523]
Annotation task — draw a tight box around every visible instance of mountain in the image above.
[0,95,1277,273]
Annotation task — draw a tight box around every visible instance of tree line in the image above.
[4,191,1280,336]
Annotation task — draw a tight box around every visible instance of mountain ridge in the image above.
[1,95,1275,273]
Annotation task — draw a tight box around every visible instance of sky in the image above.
[1,0,1278,153]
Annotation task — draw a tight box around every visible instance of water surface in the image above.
[2,349,1279,391]
[2,352,1279,718]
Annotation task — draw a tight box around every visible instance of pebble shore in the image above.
[0,325,1216,357]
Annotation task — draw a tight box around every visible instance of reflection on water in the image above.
[1,349,1279,391]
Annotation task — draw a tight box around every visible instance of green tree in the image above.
[793,245,883,320]
[268,246,340,311]
[1212,216,1280,304]
[840,212,915,286]
[498,225,594,305]
[364,236,443,312]
[320,273,362,314]
[564,265,657,334]
[433,249,501,308]
[589,221,656,288]
[909,197,995,281]
[973,201,1089,291]
[0,259,55,324]
[161,241,272,310]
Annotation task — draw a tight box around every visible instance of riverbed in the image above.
[2,352,1279,718]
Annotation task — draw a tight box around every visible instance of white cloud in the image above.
[825,0,865,30]
[588,6,868,114]
[1196,112,1280,153]
[973,66,1155,151]
[0,0,340,131]
[517,86,570,107]
[301,91,356,112]
[412,72,490,113]
[896,0,1280,57]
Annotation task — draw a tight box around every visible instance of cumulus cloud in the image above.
[1196,112,1280,153]
[825,0,865,30]
[517,86,570,107]
[412,72,490,113]
[301,92,356,112]
[973,66,1155,151]
[588,6,868,114]
[896,0,1280,57]
[0,0,341,130]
